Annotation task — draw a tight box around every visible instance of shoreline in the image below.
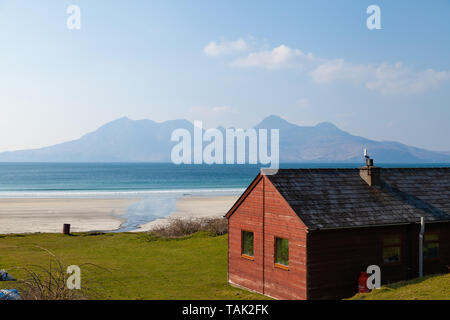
[0,195,239,235]
[0,188,245,199]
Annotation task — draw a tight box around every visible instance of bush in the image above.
[150,217,228,238]
[11,247,105,300]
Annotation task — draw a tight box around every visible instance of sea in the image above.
[0,162,448,231]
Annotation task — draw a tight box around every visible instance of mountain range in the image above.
[0,115,449,163]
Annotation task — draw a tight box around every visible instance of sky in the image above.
[0,0,449,152]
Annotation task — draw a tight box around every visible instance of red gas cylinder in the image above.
[358,271,370,293]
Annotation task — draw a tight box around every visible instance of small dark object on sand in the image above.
[63,224,71,235]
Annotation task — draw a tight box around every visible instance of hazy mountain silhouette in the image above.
[255,115,450,162]
[0,115,449,163]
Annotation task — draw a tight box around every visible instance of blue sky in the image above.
[0,0,449,151]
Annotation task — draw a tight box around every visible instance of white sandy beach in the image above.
[0,198,138,234]
[133,195,239,232]
[0,196,239,234]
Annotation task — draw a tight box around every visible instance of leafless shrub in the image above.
[203,217,228,236]
[10,246,107,300]
[150,217,228,238]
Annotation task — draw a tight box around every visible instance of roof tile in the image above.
[266,168,450,230]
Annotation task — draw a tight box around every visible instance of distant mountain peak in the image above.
[256,115,298,129]
[0,115,449,163]
[113,116,130,122]
[315,122,338,129]
[264,114,286,121]
[94,116,133,130]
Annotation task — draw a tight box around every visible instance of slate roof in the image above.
[265,168,450,230]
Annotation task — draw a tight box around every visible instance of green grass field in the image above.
[0,232,267,300]
[350,273,450,300]
[1,232,448,300]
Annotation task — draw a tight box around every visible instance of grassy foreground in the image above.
[2,231,448,300]
[0,232,267,300]
[350,273,450,300]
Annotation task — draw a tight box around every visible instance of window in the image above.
[275,237,289,268]
[383,235,401,264]
[241,231,254,258]
[423,233,439,260]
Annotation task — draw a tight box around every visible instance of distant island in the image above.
[0,115,449,163]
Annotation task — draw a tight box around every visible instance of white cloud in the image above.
[207,39,450,95]
[309,59,368,84]
[365,63,450,95]
[311,60,450,95]
[203,38,248,57]
[231,45,316,69]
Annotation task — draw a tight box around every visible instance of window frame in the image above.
[423,232,440,261]
[382,234,402,266]
[241,230,254,260]
[274,237,289,270]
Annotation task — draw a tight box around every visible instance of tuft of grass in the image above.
[7,246,107,300]
[349,273,450,300]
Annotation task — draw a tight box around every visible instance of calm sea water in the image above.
[0,162,448,231]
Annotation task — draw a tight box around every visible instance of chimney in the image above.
[360,152,380,186]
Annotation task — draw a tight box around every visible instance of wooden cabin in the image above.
[225,163,450,299]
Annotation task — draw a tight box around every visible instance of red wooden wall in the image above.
[228,176,308,300]
[228,176,264,293]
